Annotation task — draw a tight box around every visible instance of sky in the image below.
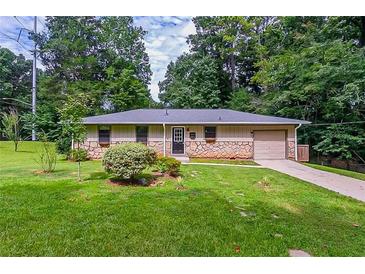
[0,16,196,101]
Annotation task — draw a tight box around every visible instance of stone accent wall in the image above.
[80,141,172,159]
[78,141,127,159]
[147,141,164,155]
[288,141,295,160]
[81,139,298,160]
[185,141,253,159]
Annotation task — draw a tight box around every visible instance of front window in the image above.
[204,126,216,139]
[99,125,111,145]
[136,126,148,145]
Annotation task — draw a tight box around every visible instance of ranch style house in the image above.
[80,109,311,160]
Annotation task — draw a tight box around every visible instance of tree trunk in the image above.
[14,141,18,152]
[360,17,365,47]
[230,54,236,91]
[78,161,81,182]
[77,141,81,182]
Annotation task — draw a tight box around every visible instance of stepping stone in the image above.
[274,233,283,238]
[272,214,279,219]
[289,249,311,257]
[240,211,256,217]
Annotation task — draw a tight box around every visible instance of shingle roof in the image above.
[83,109,310,125]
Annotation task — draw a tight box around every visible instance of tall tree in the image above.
[0,47,32,115]
[161,16,365,161]
[36,16,152,114]
[159,53,221,108]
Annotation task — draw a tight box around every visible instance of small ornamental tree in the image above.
[1,109,22,152]
[102,143,157,180]
[58,93,92,181]
[35,131,57,173]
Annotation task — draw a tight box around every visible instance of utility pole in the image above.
[31,16,37,141]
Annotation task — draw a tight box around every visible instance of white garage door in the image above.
[254,131,286,160]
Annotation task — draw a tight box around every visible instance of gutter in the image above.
[83,121,310,125]
[294,124,302,161]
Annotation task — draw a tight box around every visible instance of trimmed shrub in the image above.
[70,148,89,162]
[102,143,157,179]
[55,136,72,156]
[155,156,181,176]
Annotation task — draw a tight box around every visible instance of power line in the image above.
[0,31,32,52]
[307,121,365,126]
[13,16,30,31]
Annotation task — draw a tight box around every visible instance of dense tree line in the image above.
[1,16,364,162]
[0,47,33,115]
[159,16,365,162]
[1,16,154,140]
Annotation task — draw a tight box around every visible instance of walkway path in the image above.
[182,162,263,168]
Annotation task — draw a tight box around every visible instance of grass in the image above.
[304,163,365,181]
[190,158,258,166]
[0,141,365,256]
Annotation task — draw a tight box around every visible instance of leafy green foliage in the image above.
[227,88,256,112]
[58,93,91,145]
[313,125,365,160]
[106,68,150,112]
[159,53,221,108]
[36,16,152,114]
[0,47,32,115]
[161,16,365,161]
[155,156,181,176]
[253,41,365,121]
[70,148,89,162]
[55,135,72,156]
[102,143,157,179]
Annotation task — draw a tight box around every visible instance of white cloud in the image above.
[134,16,196,101]
[0,16,197,102]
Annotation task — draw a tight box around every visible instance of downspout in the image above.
[163,123,166,157]
[294,124,302,161]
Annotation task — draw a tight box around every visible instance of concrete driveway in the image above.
[256,160,365,202]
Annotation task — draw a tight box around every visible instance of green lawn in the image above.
[190,158,258,166]
[0,141,364,256]
[305,163,365,181]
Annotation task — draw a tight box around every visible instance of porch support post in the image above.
[163,123,166,157]
[294,124,302,161]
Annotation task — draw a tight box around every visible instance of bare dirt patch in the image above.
[32,170,52,175]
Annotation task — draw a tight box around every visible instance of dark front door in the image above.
[172,127,184,154]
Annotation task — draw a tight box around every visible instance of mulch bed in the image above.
[106,172,178,187]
